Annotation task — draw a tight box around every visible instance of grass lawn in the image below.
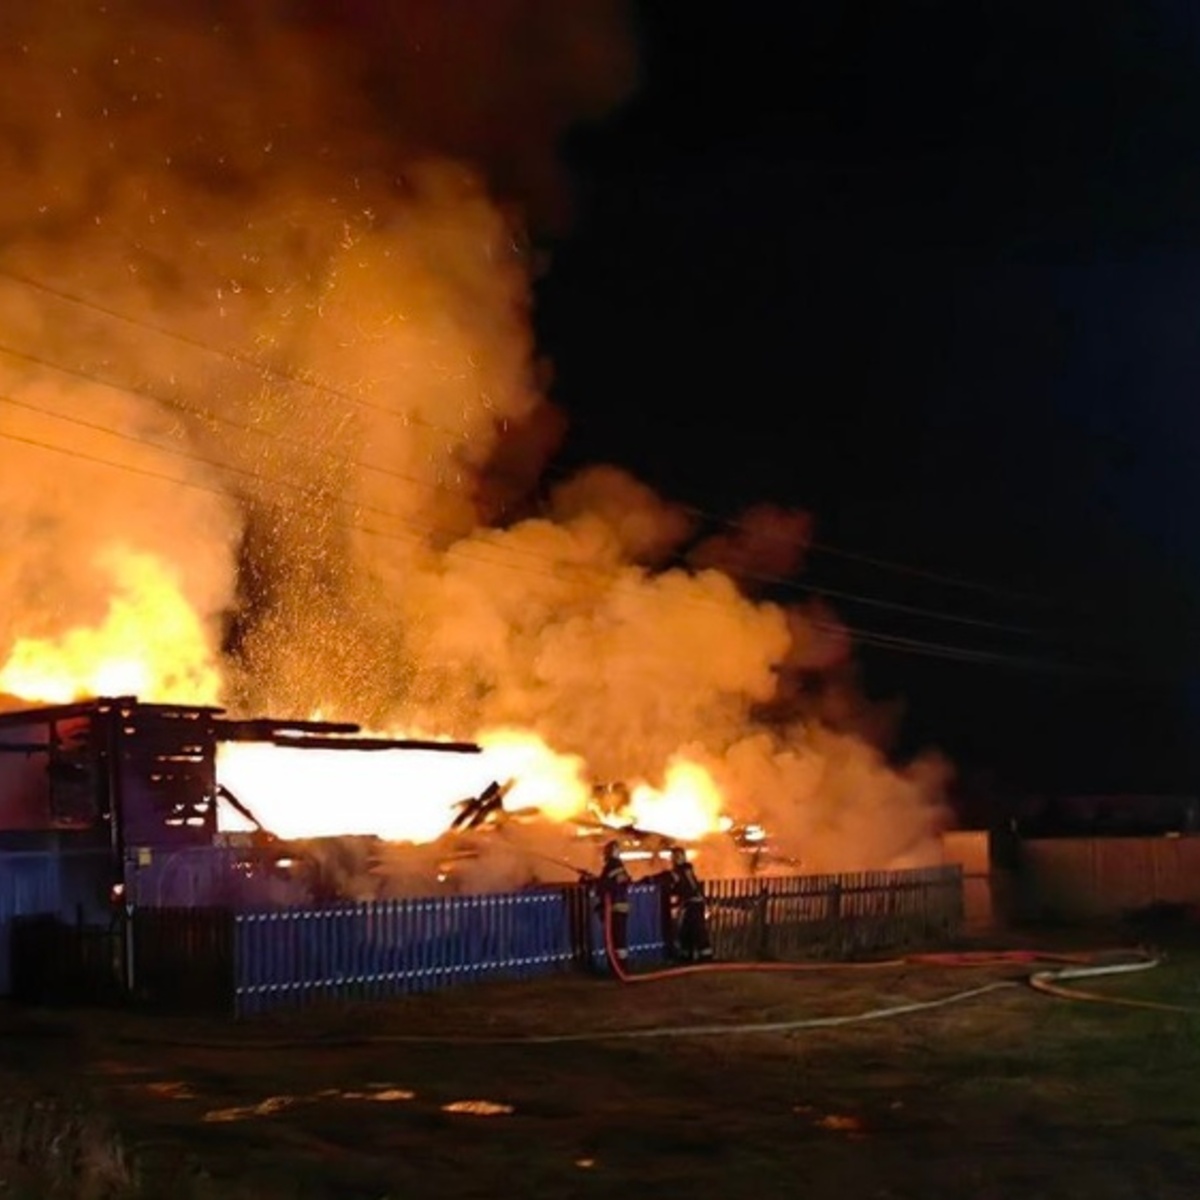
[2,926,1199,1199]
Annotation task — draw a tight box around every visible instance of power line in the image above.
[0,265,1147,676]
[0,333,1064,643]
[0,383,1062,650]
[832,624,1096,677]
[0,395,585,576]
[0,420,1109,679]
[0,340,460,504]
[716,565,1049,637]
[666,495,1056,608]
[0,267,460,439]
[805,534,1056,607]
[0,265,1071,618]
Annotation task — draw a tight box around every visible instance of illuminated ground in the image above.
[2,929,1199,1199]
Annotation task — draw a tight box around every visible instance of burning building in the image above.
[0,694,486,905]
[0,1,952,900]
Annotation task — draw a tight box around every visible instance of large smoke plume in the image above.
[0,0,951,883]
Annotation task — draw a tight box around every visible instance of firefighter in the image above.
[587,839,632,971]
[656,846,713,963]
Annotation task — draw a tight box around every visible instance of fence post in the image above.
[827,879,842,922]
[122,901,136,995]
[754,885,770,959]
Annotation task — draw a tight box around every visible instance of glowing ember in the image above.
[339,1088,415,1102]
[442,1099,515,1116]
[201,1083,416,1124]
[204,1096,297,1123]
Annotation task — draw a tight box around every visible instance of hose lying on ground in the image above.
[111,976,1023,1049]
[98,902,1185,1053]
[112,946,1173,1050]
[597,894,1153,985]
[1027,956,1200,1013]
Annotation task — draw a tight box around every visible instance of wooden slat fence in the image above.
[1010,835,1200,921]
[5,863,964,1016]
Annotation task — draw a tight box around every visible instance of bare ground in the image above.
[2,926,1199,1199]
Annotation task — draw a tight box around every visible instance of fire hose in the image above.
[1026,957,1196,1013]
[109,904,1180,1054]
[596,894,1146,984]
[583,896,1190,1022]
[112,943,1175,1052]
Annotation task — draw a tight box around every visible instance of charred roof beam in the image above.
[213,719,481,755]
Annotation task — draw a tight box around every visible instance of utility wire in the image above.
[0,392,593,575]
[0,264,1070,618]
[739,571,1047,637]
[0,267,456,438]
[0,387,1053,646]
[803,535,1055,607]
[667,494,1057,609]
[0,267,1156,677]
[0,352,1060,644]
[833,624,1098,677]
[0,340,457,502]
[0,419,1110,678]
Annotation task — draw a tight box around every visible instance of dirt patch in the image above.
[2,937,1199,1198]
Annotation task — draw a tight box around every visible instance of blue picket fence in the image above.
[586,881,669,972]
[1,860,963,1014]
[232,887,586,1015]
[222,867,962,1016]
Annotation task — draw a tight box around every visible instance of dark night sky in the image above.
[534,0,1200,802]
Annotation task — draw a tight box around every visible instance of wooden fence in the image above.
[704,868,962,961]
[1006,835,1200,922]
[7,864,963,1016]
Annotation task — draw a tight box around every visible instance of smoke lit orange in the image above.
[0,1,951,887]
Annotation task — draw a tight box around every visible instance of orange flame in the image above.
[626,758,725,842]
[0,555,734,846]
[0,546,221,706]
[215,730,729,845]
[215,728,600,843]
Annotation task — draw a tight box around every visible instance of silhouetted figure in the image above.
[587,839,631,970]
[654,846,713,963]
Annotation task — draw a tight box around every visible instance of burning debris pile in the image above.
[0,1,951,895]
